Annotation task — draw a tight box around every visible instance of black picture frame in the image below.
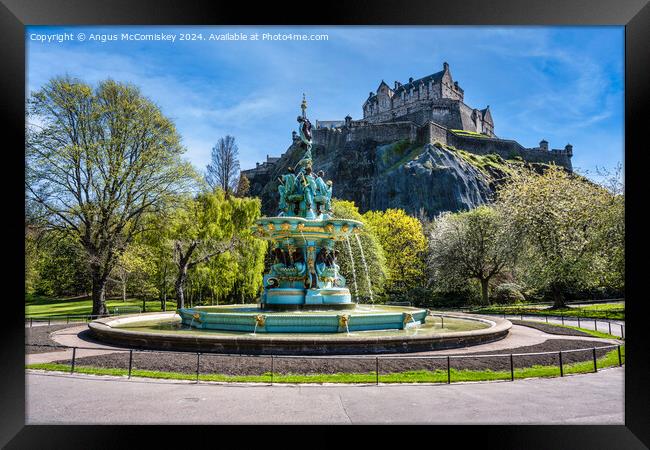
[2,0,648,447]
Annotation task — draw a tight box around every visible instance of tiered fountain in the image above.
[176,95,427,332]
[88,97,511,354]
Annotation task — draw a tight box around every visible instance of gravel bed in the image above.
[25,325,76,354]
[510,320,596,337]
[52,338,617,376]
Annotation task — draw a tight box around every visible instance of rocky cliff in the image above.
[249,135,526,218]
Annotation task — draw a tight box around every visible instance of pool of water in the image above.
[112,314,489,339]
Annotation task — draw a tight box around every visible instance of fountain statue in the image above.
[256,95,359,309]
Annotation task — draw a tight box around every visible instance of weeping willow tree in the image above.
[331,199,387,302]
[168,189,266,308]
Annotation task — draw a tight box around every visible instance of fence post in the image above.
[577,317,581,328]
[561,316,564,325]
[447,356,451,384]
[559,351,564,377]
[592,348,598,373]
[30,318,33,328]
[128,350,133,379]
[195,353,200,383]
[545,316,548,323]
[48,318,51,326]
[621,324,625,339]
[376,357,379,385]
[70,347,77,374]
[608,322,612,335]
[67,316,69,324]
[617,345,622,366]
[510,354,514,381]
[271,355,274,385]
[441,316,444,329]
[594,319,597,331]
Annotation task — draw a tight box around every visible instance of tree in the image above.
[108,243,158,303]
[331,199,387,301]
[25,225,91,297]
[206,135,240,197]
[139,212,176,311]
[496,165,617,308]
[362,208,427,301]
[26,77,196,315]
[236,175,250,197]
[427,206,519,305]
[168,189,263,308]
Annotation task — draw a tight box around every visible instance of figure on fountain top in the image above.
[277,95,333,219]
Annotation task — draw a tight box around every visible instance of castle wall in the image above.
[447,134,573,170]
[418,121,449,145]
[314,121,418,146]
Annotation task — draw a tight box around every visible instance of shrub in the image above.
[492,283,525,304]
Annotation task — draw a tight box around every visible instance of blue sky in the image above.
[26,26,624,183]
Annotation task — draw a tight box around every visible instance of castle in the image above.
[242,62,573,183]
[362,62,494,136]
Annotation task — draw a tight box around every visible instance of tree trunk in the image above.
[552,284,565,309]
[175,268,187,309]
[122,279,127,302]
[480,278,490,305]
[161,266,168,311]
[91,271,109,316]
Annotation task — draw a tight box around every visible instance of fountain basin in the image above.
[88,309,512,355]
[177,304,427,333]
[253,216,364,242]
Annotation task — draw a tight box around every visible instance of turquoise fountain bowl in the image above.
[177,305,428,333]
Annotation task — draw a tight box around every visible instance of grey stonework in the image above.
[362,62,494,137]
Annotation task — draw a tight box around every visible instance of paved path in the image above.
[491,314,625,337]
[26,323,621,364]
[26,367,624,424]
[26,325,128,365]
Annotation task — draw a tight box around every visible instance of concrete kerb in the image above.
[86,311,512,355]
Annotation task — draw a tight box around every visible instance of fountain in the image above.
[88,96,511,354]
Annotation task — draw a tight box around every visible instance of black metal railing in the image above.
[25,342,624,385]
[463,311,625,339]
[24,311,157,327]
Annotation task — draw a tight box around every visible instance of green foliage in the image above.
[26,76,197,315]
[362,208,427,301]
[25,229,90,297]
[427,206,519,304]
[496,166,623,307]
[331,199,387,300]
[492,283,525,305]
[168,189,266,306]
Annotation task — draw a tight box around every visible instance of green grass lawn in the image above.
[473,302,625,320]
[551,324,621,340]
[25,294,178,318]
[26,346,624,384]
